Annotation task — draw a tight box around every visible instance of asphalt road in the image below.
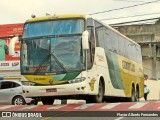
[0,100,160,119]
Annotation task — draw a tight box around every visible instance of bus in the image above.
[10,14,144,104]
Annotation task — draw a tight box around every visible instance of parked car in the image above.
[0,80,37,105]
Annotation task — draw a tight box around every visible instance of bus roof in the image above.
[26,14,90,23]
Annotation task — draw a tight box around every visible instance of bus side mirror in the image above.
[9,36,19,56]
[82,30,89,50]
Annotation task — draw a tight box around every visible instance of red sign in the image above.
[0,23,24,61]
[0,23,23,38]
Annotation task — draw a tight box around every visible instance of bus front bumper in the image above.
[22,82,89,98]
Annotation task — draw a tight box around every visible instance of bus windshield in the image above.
[21,19,85,74]
[23,19,84,38]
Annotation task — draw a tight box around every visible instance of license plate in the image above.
[46,88,57,93]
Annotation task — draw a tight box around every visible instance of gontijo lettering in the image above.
[122,60,135,72]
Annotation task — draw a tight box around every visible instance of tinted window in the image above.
[87,18,96,67]
[0,81,21,89]
[12,82,21,88]
[96,27,104,47]
[118,36,125,56]
[1,82,12,89]
[94,20,104,47]
[130,44,137,61]
[110,31,119,53]
[87,18,94,27]
[87,27,94,67]
[23,19,84,38]
[103,28,112,51]
[136,46,142,63]
[124,40,129,58]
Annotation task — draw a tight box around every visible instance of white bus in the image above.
[10,14,144,104]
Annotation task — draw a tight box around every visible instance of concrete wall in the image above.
[145,79,160,101]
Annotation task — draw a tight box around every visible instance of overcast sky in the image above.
[1,0,160,25]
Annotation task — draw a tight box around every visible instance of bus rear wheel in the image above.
[128,87,136,102]
[41,97,54,105]
[135,88,139,102]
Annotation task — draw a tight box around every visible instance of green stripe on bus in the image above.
[106,50,124,89]
[63,72,81,80]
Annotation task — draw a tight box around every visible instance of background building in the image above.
[0,23,23,80]
[114,20,160,79]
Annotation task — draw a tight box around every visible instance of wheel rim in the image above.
[14,98,23,105]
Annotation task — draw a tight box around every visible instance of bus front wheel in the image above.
[41,97,54,105]
[86,80,104,103]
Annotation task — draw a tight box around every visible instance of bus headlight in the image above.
[68,77,86,84]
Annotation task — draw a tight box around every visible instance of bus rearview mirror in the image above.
[9,36,19,56]
[82,30,89,50]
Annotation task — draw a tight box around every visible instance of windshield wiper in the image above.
[33,54,50,74]
[34,52,68,74]
[50,52,68,73]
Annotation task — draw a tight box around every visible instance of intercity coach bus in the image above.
[9,14,144,104]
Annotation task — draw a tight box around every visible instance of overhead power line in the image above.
[100,12,160,21]
[90,0,160,15]
[109,17,160,26]
[114,0,145,2]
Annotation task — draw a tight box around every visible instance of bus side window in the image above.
[94,20,104,48]
[87,27,96,65]
[136,46,142,63]
[87,18,95,67]
[124,40,131,59]
[103,27,112,51]
[95,27,105,48]
[118,36,125,57]
[110,31,119,53]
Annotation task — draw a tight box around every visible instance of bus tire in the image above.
[94,80,104,103]
[129,86,136,102]
[135,88,139,102]
[86,80,104,103]
[41,97,54,105]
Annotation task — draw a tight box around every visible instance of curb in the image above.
[38,99,86,105]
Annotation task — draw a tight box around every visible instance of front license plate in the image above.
[46,88,57,93]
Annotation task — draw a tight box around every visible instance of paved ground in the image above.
[1,101,160,119]
[0,101,160,111]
